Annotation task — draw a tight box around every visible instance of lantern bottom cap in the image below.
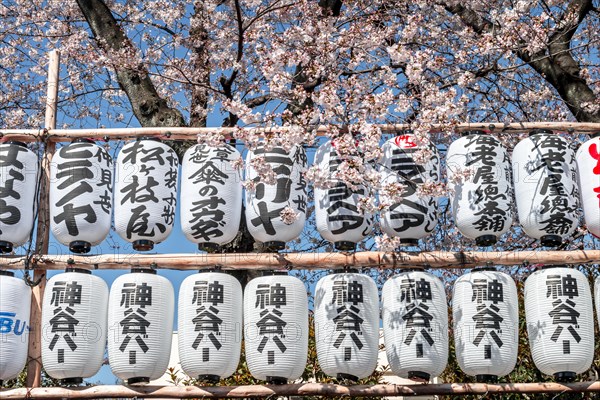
[69,241,91,254]
[198,243,221,253]
[266,376,287,385]
[0,241,13,254]
[263,241,286,251]
[198,374,220,383]
[554,372,576,382]
[475,374,498,383]
[541,235,562,247]
[336,373,359,382]
[133,240,154,251]
[61,378,83,386]
[399,238,419,246]
[408,371,431,381]
[334,241,356,251]
[475,235,497,246]
[127,377,150,385]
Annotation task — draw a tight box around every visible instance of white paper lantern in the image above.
[575,134,600,238]
[114,139,179,251]
[380,134,440,245]
[315,272,379,380]
[525,266,593,380]
[178,272,242,382]
[41,268,108,383]
[107,269,174,384]
[50,139,113,253]
[447,131,513,246]
[180,144,242,251]
[243,274,308,383]
[0,142,39,253]
[0,271,31,384]
[245,145,307,251]
[513,130,580,247]
[382,270,447,380]
[453,268,518,381]
[314,140,373,251]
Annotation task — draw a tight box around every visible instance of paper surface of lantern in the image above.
[0,142,39,253]
[446,132,513,246]
[453,269,518,381]
[525,267,593,380]
[380,134,440,245]
[244,274,308,383]
[245,144,307,251]
[382,270,447,380]
[114,139,179,251]
[181,144,242,251]
[513,130,580,246]
[0,271,31,384]
[576,134,600,238]
[50,139,113,253]
[314,272,379,380]
[314,140,373,251]
[108,270,174,384]
[41,269,108,382]
[178,272,242,381]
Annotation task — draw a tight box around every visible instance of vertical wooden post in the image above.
[26,50,60,388]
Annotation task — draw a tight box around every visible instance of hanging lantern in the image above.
[381,270,447,380]
[575,133,600,238]
[446,131,513,246]
[50,139,113,254]
[243,273,308,384]
[525,266,593,381]
[178,271,242,382]
[107,269,174,384]
[513,130,580,246]
[41,268,108,383]
[0,271,31,384]
[181,144,242,251]
[314,272,379,380]
[0,141,39,253]
[245,144,307,251]
[114,138,179,251]
[380,134,440,245]
[314,140,373,251]
[453,268,518,382]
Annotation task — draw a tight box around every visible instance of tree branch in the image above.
[189,2,211,127]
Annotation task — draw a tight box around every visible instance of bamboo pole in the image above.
[1,121,599,143]
[25,49,60,388]
[1,250,598,271]
[2,382,600,399]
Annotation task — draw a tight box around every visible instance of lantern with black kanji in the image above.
[50,139,113,254]
[453,268,518,381]
[314,140,373,251]
[0,141,39,253]
[178,272,242,382]
[245,144,307,251]
[382,270,447,380]
[243,273,308,384]
[107,269,174,384]
[446,131,513,246]
[0,271,31,384]
[525,266,593,381]
[114,138,179,251]
[41,268,108,383]
[575,133,600,238]
[513,130,580,246]
[380,134,440,245]
[181,144,242,251]
[314,272,379,380]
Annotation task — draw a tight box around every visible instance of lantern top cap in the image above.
[472,266,497,272]
[0,270,15,277]
[540,264,568,270]
[65,267,92,275]
[137,136,162,142]
[3,140,27,147]
[461,130,488,137]
[131,268,157,274]
[72,138,96,144]
[590,131,600,138]
[529,128,553,136]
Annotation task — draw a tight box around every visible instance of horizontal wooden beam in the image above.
[2,382,600,399]
[1,121,599,143]
[1,250,598,271]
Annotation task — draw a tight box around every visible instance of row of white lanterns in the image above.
[0,266,596,385]
[0,130,598,254]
